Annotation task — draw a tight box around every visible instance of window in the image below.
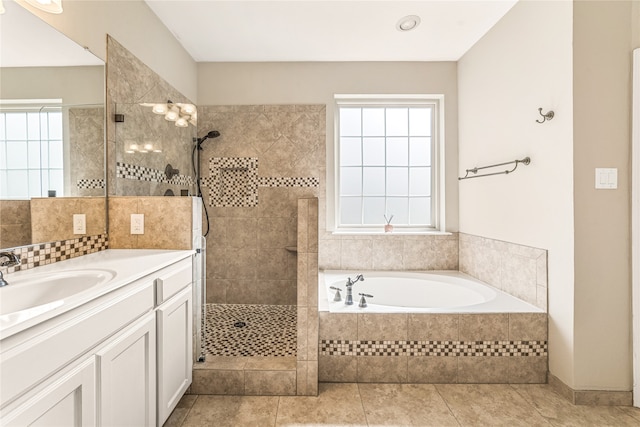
[334,95,444,232]
[0,105,64,199]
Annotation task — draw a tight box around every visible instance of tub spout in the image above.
[345,274,365,305]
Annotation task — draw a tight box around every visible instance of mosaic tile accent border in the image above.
[320,339,547,357]
[204,303,297,357]
[0,234,109,274]
[116,162,194,186]
[202,156,319,207]
[77,178,105,189]
[258,176,320,188]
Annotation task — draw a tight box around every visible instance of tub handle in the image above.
[358,293,373,308]
[330,286,342,302]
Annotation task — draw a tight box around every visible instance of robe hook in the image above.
[536,108,554,124]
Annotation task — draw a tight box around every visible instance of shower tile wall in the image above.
[106,36,196,197]
[198,105,325,305]
[458,233,547,310]
[68,106,105,196]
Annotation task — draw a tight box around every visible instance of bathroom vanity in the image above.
[0,249,194,426]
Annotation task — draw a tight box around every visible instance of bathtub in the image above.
[319,270,543,313]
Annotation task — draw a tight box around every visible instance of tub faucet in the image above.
[0,252,21,287]
[344,274,365,305]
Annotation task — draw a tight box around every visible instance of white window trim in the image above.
[329,94,446,235]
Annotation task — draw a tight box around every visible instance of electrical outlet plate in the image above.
[131,213,144,234]
[73,214,86,234]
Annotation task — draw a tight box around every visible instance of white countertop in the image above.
[0,249,194,339]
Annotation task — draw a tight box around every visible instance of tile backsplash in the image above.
[0,234,108,275]
[459,233,547,310]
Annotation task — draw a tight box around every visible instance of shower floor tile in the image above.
[204,304,297,357]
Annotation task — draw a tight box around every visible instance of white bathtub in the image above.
[319,270,543,313]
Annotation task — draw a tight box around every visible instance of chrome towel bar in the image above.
[459,157,531,180]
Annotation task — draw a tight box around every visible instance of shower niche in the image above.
[203,157,259,207]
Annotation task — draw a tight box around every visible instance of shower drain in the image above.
[233,321,246,328]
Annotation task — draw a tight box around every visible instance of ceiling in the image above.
[0,0,103,67]
[145,0,518,62]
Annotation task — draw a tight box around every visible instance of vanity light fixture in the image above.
[141,101,198,127]
[24,0,63,14]
[164,105,180,122]
[0,1,5,15]
[396,15,421,32]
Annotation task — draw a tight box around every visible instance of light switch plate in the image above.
[131,213,144,234]
[595,168,618,189]
[73,214,86,234]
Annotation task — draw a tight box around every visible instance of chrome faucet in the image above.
[344,274,365,305]
[0,251,21,287]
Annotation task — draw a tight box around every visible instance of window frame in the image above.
[332,94,446,234]
[0,99,65,199]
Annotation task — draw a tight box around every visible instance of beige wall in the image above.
[197,61,459,233]
[0,66,103,104]
[573,0,634,391]
[458,0,575,386]
[30,197,106,243]
[15,0,197,101]
[108,196,193,250]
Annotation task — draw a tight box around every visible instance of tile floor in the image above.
[164,383,640,426]
[205,304,297,357]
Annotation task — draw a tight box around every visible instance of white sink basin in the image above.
[0,269,116,318]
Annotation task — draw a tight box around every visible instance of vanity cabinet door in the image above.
[0,356,96,426]
[97,311,156,427]
[156,284,193,426]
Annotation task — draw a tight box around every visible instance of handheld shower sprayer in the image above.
[193,130,221,238]
[196,130,220,150]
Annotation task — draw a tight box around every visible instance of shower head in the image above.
[197,130,220,149]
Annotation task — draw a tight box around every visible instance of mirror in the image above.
[113,102,196,197]
[0,1,106,249]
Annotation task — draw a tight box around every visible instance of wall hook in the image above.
[536,108,554,124]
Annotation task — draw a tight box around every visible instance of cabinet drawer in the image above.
[155,258,192,306]
[0,279,154,407]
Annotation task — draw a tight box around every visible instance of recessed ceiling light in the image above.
[396,15,421,32]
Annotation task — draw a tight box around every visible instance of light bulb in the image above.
[180,104,196,115]
[152,104,167,114]
[24,0,62,13]
[143,143,153,151]
[129,143,139,151]
[175,117,189,128]
[165,106,179,121]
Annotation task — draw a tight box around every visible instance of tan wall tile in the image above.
[191,370,244,395]
[357,356,408,383]
[319,312,358,341]
[408,314,459,341]
[509,313,548,341]
[407,356,458,383]
[459,314,508,341]
[508,357,547,384]
[318,355,357,382]
[358,313,408,341]
[457,356,509,383]
[244,371,296,396]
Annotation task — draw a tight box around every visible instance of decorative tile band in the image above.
[258,176,319,188]
[77,178,105,189]
[0,234,109,274]
[202,156,319,208]
[320,339,547,357]
[116,162,194,186]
